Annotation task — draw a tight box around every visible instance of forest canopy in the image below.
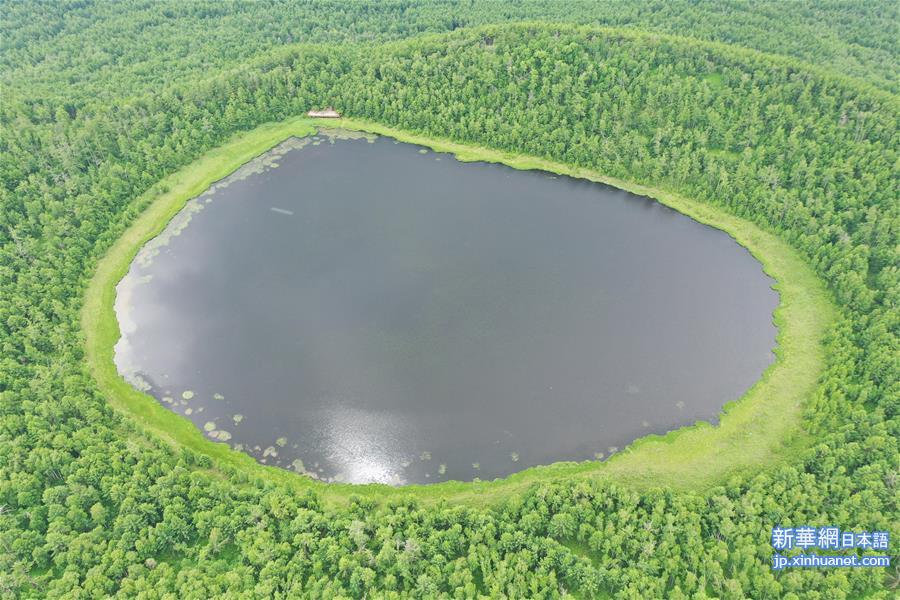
[1,1,898,598]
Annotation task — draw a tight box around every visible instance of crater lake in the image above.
[115,131,779,485]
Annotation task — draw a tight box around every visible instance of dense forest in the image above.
[1,1,898,598]
[4,0,898,103]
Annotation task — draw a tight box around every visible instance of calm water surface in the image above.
[115,131,778,484]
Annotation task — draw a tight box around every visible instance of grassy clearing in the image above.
[81,116,835,508]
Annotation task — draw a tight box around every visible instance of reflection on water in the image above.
[321,406,412,484]
[115,131,779,484]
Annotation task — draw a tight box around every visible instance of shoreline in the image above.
[81,116,835,507]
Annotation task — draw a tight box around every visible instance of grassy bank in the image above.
[81,116,835,507]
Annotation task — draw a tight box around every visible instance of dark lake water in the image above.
[115,130,778,485]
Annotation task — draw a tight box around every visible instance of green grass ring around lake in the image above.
[81,116,836,508]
